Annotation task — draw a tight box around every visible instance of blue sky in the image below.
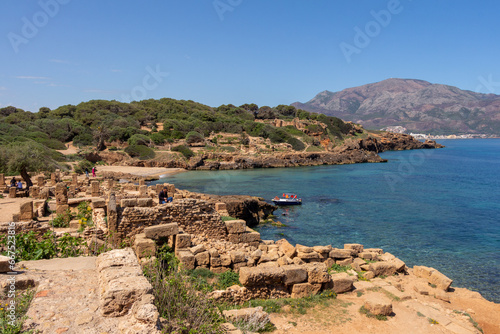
[1,0,499,112]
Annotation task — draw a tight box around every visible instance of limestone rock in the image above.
[0,255,12,273]
[239,267,285,286]
[329,248,352,259]
[277,239,296,258]
[177,250,195,270]
[230,251,246,263]
[190,244,206,255]
[281,265,308,285]
[223,306,270,326]
[363,295,393,316]
[330,272,354,293]
[305,263,330,284]
[369,261,397,277]
[291,283,322,298]
[225,220,246,234]
[175,234,191,249]
[344,243,364,255]
[144,223,179,239]
[195,251,210,266]
[429,270,453,291]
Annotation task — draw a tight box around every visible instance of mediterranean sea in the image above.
[157,139,500,303]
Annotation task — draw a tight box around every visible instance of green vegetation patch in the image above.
[124,144,155,160]
[171,145,194,159]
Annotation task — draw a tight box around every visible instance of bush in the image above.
[127,133,150,146]
[287,137,305,151]
[171,145,194,159]
[149,132,166,145]
[185,131,204,145]
[124,145,155,160]
[50,208,72,227]
[216,270,240,290]
[73,159,93,174]
[143,257,225,333]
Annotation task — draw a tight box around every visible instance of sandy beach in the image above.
[95,166,186,179]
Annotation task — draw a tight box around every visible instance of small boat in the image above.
[272,193,302,205]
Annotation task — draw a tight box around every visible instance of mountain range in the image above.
[292,78,500,135]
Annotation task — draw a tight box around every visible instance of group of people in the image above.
[84,166,97,177]
[10,177,23,190]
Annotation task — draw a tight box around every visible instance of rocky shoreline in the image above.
[102,132,444,171]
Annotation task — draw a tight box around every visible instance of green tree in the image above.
[0,141,63,187]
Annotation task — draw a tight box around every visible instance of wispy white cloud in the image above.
[15,76,50,80]
[0,86,6,90]
[111,69,123,73]
[47,83,71,88]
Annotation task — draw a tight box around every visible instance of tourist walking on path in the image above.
[84,167,89,177]
[92,166,96,177]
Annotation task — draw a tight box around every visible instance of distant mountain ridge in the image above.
[292,78,500,135]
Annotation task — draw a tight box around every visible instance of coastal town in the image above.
[381,126,496,140]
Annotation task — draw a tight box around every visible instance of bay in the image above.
[155,139,500,302]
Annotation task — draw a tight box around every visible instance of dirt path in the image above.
[0,197,32,223]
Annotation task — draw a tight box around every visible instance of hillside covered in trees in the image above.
[1,98,440,183]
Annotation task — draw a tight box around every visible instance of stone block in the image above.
[137,198,153,207]
[364,248,383,254]
[223,306,269,325]
[215,202,227,211]
[330,272,354,293]
[258,252,279,264]
[329,248,352,259]
[230,251,246,263]
[232,262,247,271]
[139,185,147,197]
[306,263,330,284]
[369,262,397,277]
[144,223,179,239]
[177,250,195,270]
[359,252,377,260]
[210,257,222,267]
[297,251,320,261]
[190,244,206,255]
[277,256,293,267]
[175,234,191,249]
[220,254,232,267]
[292,257,305,265]
[37,175,44,187]
[240,231,261,244]
[101,275,153,317]
[363,295,392,316]
[344,243,364,255]
[9,187,16,198]
[195,251,210,266]
[313,245,332,255]
[281,265,308,285]
[296,244,313,253]
[56,204,69,215]
[134,236,156,259]
[92,198,106,209]
[211,266,230,274]
[225,220,246,234]
[69,220,80,229]
[324,258,335,268]
[120,198,137,208]
[19,201,33,220]
[429,270,453,291]
[0,255,11,273]
[30,186,40,198]
[336,257,353,266]
[239,267,285,286]
[228,233,241,244]
[291,283,322,298]
[277,239,297,258]
[413,265,434,279]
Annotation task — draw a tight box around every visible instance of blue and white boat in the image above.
[272,193,302,205]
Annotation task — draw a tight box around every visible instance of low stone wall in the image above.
[112,198,228,242]
[96,248,160,334]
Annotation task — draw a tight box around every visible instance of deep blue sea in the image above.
[155,139,500,303]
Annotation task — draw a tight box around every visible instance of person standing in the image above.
[84,167,89,177]
[92,166,96,177]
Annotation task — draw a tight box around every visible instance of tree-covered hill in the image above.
[0,98,359,182]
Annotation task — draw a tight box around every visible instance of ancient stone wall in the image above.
[113,198,228,242]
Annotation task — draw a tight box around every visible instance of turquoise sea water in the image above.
[155,139,500,303]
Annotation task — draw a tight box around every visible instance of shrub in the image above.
[185,131,204,145]
[287,137,305,151]
[50,209,72,228]
[143,257,225,333]
[171,145,194,159]
[73,159,93,174]
[216,271,240,290]
[0,288,35,334]
[149,132,166,145]
[127,134,150,146]
[124,145,155,160]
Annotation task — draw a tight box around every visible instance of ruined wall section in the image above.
[114,198,228,242]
